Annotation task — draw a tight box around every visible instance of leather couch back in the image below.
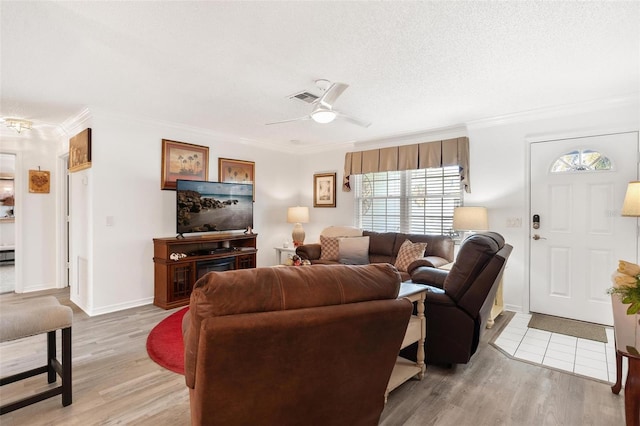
[363,230,454,264]
[183,263,412,425]
[445,232,512,318]
[184,263,403,388]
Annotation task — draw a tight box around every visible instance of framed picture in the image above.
[218,158,255,200]
[161,139,209,190]
[29,169,51,193]
[68,128,92,173]
[314,172,336,207]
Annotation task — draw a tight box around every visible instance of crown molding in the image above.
[466,94,639,130]
[57,107,93,138]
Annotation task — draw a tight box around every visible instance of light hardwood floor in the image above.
[0,288,625,425]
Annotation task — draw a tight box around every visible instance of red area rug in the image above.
[146,307,188,375]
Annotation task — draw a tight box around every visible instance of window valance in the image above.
[343,137,470,193]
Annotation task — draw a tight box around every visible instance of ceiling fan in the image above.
[266,81,371,128]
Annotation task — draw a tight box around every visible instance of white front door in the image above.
[530,132,639,325]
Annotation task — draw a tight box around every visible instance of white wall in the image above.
[298,98,639,315]
[74,112,300,315]
[1,135,60,292]
[466,98,639,314]
[15,97,639,317]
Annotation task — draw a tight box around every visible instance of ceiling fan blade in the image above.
[265,116,311,125]
[318,82,349,108]
[335,110,371,128]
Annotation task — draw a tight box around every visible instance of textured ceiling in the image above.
[1,1,638,149]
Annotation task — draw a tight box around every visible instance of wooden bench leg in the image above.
[47,330,57,384]
[62,327,72,406]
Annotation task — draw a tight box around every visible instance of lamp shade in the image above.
[287,206,309,224]
[453,206,489,231]
[621,181,640,217]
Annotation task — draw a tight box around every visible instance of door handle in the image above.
[532,234,547,240]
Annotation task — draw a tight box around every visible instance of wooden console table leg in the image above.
[612,350,623,395]
[624,356,639,426]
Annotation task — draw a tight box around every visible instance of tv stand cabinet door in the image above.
[236,254,256,269]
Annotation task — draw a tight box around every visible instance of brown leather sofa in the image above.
[296,229,454,281]
[404,232,512,365]
[182,263,413,426]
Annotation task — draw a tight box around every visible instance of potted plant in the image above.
[609,260,640,353]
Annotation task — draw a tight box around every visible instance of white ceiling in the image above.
[1,1,638,149]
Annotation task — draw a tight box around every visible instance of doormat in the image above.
[528,313,607,343]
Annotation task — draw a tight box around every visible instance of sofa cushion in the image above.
[339,236,370,265]
[394,239,428,272]
[319,235,340,261]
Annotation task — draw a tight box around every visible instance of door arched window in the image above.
[550,149,612,173]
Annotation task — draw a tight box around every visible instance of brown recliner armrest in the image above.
[407,256,450,275]
[410,266,448,289]
[295,243,321,261]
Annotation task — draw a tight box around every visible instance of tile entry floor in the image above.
[494,312,627,384]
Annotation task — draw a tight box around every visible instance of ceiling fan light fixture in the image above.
[3,118,32,134]
[311,109,336,124]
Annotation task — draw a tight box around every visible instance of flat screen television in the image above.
[176,179,253,236]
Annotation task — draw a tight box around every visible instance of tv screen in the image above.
[176,180,253,235]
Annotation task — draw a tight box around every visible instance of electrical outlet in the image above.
[506,217,522,228]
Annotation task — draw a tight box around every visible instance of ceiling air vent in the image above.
[289,91,320,104]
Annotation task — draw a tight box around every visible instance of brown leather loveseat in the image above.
[182,263,413,426]
[296,227,454,281]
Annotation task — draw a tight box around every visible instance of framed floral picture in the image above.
[218,158,255,200]
[161,139,209,190]
[314,172,336,207]
[68,128,92,173]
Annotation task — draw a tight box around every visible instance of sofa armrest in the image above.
[296,243,321,261]
[406,256,450,274]
[410,266,448,289]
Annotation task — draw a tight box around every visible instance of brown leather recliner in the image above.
[405,232,513,365]
[182,263,413,426]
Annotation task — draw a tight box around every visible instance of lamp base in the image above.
[292,223,305,247]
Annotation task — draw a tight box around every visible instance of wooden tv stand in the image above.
[153,233,258,309]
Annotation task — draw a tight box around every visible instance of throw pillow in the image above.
[319,235,340,261]
[338,236,370,265]
[394,239,428,272]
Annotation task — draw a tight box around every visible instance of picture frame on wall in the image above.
[161,139,209,190]
[29,169,51,193]
[68,128,92,173]
[218,158,255,200]
[313,172,336,208]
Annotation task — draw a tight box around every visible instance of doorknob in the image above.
[532,234,547,240]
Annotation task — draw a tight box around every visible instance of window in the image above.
[550,149,611,173]
[353,166,462,235]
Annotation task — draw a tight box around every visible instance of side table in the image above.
[610,311,640,426]
[385,281,427,401]
[273,246,297,265]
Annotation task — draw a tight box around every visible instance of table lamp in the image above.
[287,206,309,246]
[621,181,640,217]
[453,206,488,241]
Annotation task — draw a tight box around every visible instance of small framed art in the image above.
[313,172,336,208]
[29,169,51,193]
[218,158,255,200]
[68,128,92,173]
[161,139,209,190]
